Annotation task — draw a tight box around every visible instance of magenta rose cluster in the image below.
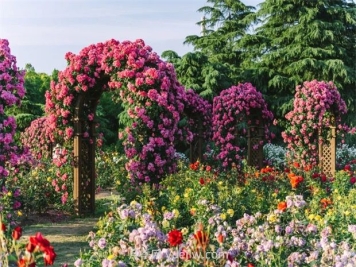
[181,88,212,142]
[212,83,273,169]
[282,80,347,167]
[0,39,33,219]
[45,39,208,183]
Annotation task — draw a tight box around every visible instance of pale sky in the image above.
[0,0,260,74]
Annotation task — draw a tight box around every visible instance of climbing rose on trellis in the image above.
[282,80,347,167]
[212,83,273,169]
[21,116,52,159]
[45,39,206,183]
[0,39,32,220]
[181,89,212,142]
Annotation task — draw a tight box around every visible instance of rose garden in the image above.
[1,33,356,267]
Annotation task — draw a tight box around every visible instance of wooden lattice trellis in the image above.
[318,116,336,177]
[73,91,102,215]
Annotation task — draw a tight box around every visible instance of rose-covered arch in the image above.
[212,83,274,169]
[45,39,211,213]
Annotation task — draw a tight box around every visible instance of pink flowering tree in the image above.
[282,80,348,167]
[212,83,274,169]
[0,39,33,220]
[44,39,208,184]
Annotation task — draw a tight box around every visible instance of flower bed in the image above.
[74,161,356,266]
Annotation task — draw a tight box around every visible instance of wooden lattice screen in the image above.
[318,116,336,177]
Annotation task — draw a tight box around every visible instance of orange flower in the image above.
[190,161,199,171]
[289,173,304,188]
[320,198,332,209]
[216,233,224,244]
[193,223,209,249]
[277,201,287,212]
[293,162,300,168]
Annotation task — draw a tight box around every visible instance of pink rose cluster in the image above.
[45,39,210,183]
[0,39,33,220]
[212,83,273,169]
[181,89,212,143]
[282,80,347,167]
[20,117,52,160]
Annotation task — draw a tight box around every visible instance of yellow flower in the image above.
[107,254,115,260]
[172,209,179,217]
[130,200,137,207]
[17,211,22,216]
[337,196,342,201]
[47,177,52,182]
[161,206,166,211]
[181,228,189,235]
[308,214,315,221]
[315,215,322,221]
[344,210,350,216]
[267,214,277,223]
[174,195,180,202]
[7,192,12,197]
[116,180,121,185]
[272,193,277,197]
[218,181,223,186]
[227,209,234,217]
[184,193,189,198]
[162,219,170,228]
[220,213,227,220]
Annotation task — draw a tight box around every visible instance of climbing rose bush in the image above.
[45,39,210,184]
[212,83,274,169]
[282,80,347,167]
[0,39,33,222]
[20,116,52,159]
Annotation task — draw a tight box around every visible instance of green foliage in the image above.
[241,0,356,122]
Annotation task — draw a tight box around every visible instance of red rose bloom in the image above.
[43,246,57,265]
[350,176,356,185]
[1,223,6,232]
[199,177,205,185]
[12,226,22,240]
[167,229,183,247]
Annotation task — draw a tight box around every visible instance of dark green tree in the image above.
[162,51,232,99]
[184,0,255,83]
[6,64,49,132]
[241,0,356,124]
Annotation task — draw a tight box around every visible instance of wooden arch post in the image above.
[73,90,102,215]
[189,120,203,163]
[318,115,336,177]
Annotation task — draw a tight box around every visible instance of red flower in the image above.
[167,229,183,247]
[12,226,22,240]
[247,263,255,267]
[17,259,35,267]
[199,177,205,185]
[344,164,351,171]
[26,242,36,253]
[350,176,356,185]
[30,232,51,251]
[205,165,211,172]
[1,223,6,232]
[43,246,57,265]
